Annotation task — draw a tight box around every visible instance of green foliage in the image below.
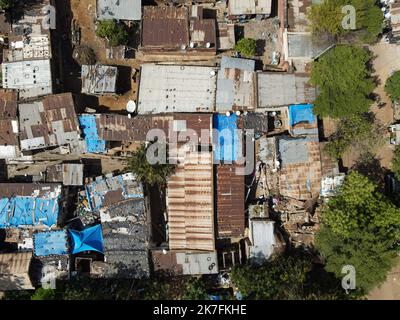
[31,288,56,300]
[392,146,400,181]
[316,172,400,293]
[311,45,375,118]
[309,0,383,43]
[324,114,381,159]
[182,278,209,300]
[231,253,350,300]
[309,0,344,37]
[235,38,257,58]
[321,172,400,239]
[0,0,13,9]
[96,20,128,47]
[127,143,175,187]
[385,71,400,102]
[316,226,397,293]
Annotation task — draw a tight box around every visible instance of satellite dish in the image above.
[235,110,241,116]
[126,100,137,113]
[206,42,211,48]
[225,111,231,117]
[210,70,216,76]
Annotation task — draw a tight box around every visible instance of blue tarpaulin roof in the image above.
[79,115,107,153]
[69,224,104,254]
[33,230,69,257]
[214,114,238,162]
[289,104,316,126]
[0,197,59,228]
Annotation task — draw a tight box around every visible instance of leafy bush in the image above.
[96,20,128,47]
[385,71,400,102]
[235,38,257,58]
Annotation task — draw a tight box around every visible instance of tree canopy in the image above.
[309,0,384,43]
[126,143,175,187]
[231,252,351,300]
[316,172,400,293]
[325,114,384,159]
[392,146,400,181]
[385,71,400,102]
[235,38,257,58]
[310,45,375,118]
[0,0,13,10]
[96,20,128,47]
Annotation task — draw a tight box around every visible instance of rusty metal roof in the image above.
[279,138,322,200]
[167,146,215,251]
[0,183,62,197]
[94,113,212,144]
[216,164,245,238]
[287,0,312,32]
[0,89,18,149]
[0,252,34,290]
[19,93,80,151]
[142,6,189,49]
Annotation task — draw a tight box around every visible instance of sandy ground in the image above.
[368,258,400,300]
[340,43,399,169]
[71,0,140,111]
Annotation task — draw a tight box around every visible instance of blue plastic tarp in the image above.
[79,115,107,153]
[213,114,238,162]
[33,230,69,257]
[69,224,104,254]
[0,197,59,228]
[289,104,316,126]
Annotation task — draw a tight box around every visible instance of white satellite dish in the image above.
[225,111,231,117]
[126,100,137,113]
[235,110,241,116]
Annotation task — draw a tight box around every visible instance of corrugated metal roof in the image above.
[138,64,217,114]
[94,113,212,144]
[287,0,312,32]
[152,250,219,275]
[19,93,80,151]
[142,6,189,49]
[167,146,214,251]
[81,65,118,95]
[62,163,83,186]
[0,90,19,157]
[216,56,256,111]
[216,164,245,238]
[0,252,33,290]
[257,72,316,108]
[278,136,322,200]
[228,0,272,16]
[249,220,275,260]
[97,0,142,21]
[85,173,143,211]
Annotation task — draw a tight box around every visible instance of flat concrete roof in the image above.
[2,59,52,99]
[138,64,217,114]
[97,0,142,21]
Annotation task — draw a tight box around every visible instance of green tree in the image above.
[127,143,175,187]
[309,0,383,43]
[182,278,209,300]
[96,20,128,47]
[0,0,13,9]
[310,45,375,118]
[325,114,383,159]
[316,172,400,293]
[392,146,400,181]
[316,226,397,294]
[321,172,400,239]
[231,252,350,300]
[31,288,56,300]
[385,71,400,102]
[235,38,257,58]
